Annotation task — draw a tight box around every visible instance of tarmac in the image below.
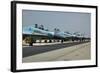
[22,42,91,63]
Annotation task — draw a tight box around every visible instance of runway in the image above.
[23,41,89,58]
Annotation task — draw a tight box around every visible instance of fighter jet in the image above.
[23,24,56,45]
[23,24,88,46]
[23,24,74,45]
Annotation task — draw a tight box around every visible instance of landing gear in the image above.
[49,40,52,43]
[61,40,64,43]
[29,42,33,46]
[44,40,47,43]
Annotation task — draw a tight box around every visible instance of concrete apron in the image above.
[22,42,90,63]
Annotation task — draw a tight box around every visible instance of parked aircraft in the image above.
[23,24,89,46]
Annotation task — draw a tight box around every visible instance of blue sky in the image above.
[22,10,91,37]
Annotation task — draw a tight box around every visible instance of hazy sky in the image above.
[22,10,91,37]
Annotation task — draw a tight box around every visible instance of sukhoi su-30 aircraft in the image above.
[23,24,89,46]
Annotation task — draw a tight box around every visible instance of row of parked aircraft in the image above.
[23,24,90,46]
